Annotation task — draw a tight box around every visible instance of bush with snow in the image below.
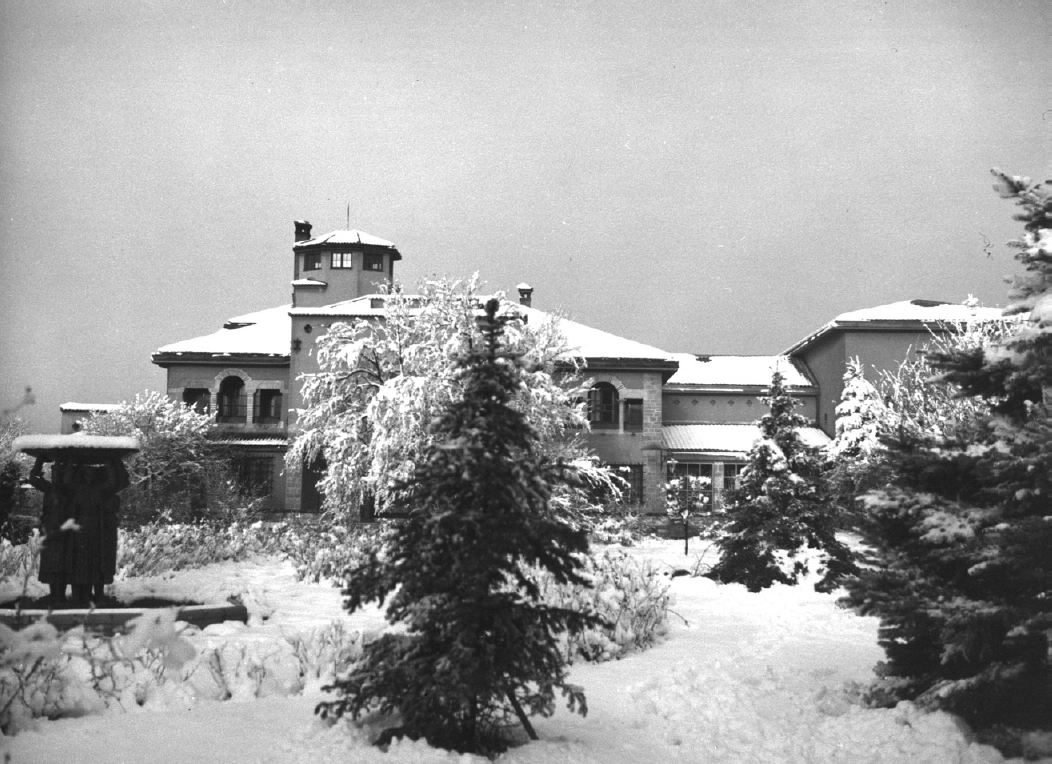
[289,275,615,521]
[526,548,670,663]
[0,610,197,733]
[81,391,259,527]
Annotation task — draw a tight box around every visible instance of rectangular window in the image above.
[235,456,273,497]
[624,399,643,432]
[669,462,713,512]
[723,463,742,492]
[182,388,209,415]
[303,252,322,271]
[253,389,283,425]
[363,253,384,271]
[587,384,619,429]
[331,251,355,269]
[606,464,643,505]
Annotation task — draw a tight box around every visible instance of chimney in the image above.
[517,282,534,308]
[294,220,312,242]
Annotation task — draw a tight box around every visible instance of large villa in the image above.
[62,223,1001,515]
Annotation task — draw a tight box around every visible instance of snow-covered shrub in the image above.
[0,530,42,584]
[281,521,392,584]
[0,610,196,734]
[283,621,363,684]
[289,275,613,521]
[587,516,640,547]
[116,520,291,577]
[530,549,671,662]
[81,392,259,527]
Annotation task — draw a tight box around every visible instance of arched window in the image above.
[587,382,619,429]
[217,376,246,423]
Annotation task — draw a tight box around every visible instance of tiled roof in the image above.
[785,299,1004,355]
[293,229,398,250]
[666,354,814,388]
[154,305,291,357]
[663,424,830,454]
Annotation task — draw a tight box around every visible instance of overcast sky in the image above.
[1,0,1048,433]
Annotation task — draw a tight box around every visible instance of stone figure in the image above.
[29,455,130,606]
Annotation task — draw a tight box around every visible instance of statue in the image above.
[15,435,138,607]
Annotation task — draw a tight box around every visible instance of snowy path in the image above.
[2,542,1018,764]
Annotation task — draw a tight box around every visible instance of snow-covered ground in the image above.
[1,540,1033,764]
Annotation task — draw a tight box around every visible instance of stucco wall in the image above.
[662,391,817,424]
[796,333,847,436]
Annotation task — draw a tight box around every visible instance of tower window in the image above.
[303,252,322,271]
[363,253,384,271]
[587,383,619,429]
[331,251,355,269]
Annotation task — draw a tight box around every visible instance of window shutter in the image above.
[252,390,261,423]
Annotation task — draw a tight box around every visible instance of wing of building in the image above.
[145,223,1003,515]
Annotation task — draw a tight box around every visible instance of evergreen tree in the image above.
[825,359,889,528]
[708,370,855,592]
[828,358,883,461]
[316,298,601,755]
[842,170,1051,755]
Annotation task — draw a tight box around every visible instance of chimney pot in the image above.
[294,220,312,242]
[517,282,534,308]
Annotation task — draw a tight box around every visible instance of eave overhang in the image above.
[152,352,290,369]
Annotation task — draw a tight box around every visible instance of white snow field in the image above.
[1,539,1032,764]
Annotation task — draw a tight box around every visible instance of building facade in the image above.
[147,222,1001,515]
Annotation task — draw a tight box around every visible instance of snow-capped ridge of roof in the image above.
[293,229,397,249]
[785,298,1006,355]
[59,402,121,413]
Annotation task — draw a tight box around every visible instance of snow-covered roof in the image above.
[516,305,677,363]
[291,278,327,287]
[288,295,389,318]
[159,295,677,367]
[665,354,814,389]
[14,433,140,454]
[59,403,121,413]
[290,296,679,364]
[154,305,291,359]
[293,229,399,252]
[785,299,1005,356]
[663,424,830,455]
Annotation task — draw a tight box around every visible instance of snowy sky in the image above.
[1,0,1048,433]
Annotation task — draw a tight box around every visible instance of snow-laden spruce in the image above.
[316,299,602,755]
[841,170,1051,757]
[708,369,856,592]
